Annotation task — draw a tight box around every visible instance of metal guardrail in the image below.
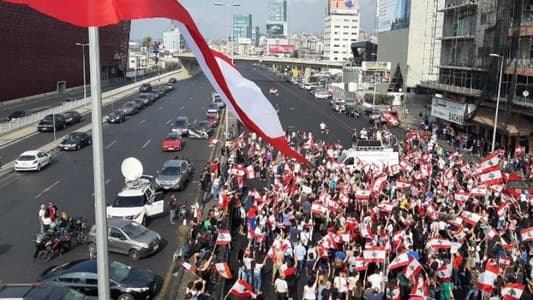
[0,70,182,135]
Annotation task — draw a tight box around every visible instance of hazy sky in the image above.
[130,0,376,41]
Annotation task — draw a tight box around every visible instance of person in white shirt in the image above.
[274,274,288,300]
[38,204,47,233]
[367,271,383,291]
[303,270,320,300]
[333,271,348,298]
[294,241,306,277]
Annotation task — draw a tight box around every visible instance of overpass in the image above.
[175,52,344,74]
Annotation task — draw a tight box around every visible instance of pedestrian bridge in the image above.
[175,52,345,71]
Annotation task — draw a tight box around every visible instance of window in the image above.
[333,44,340,47]
[59,276,81,283]
[109,227,124,239]
[334,25,340,28]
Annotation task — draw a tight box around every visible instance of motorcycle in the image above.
[269,88,279,96]
[33,231,73,262]
[320,127,329,135]
[71,217,89,245]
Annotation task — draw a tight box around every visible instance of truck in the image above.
[337,140,399,172]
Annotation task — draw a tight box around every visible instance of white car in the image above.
[14,150,52,172]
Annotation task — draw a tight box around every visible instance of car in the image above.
[205,113,219,128]
[5,110,26,121]
[364,107,381,116]
[131,99,147,109]
[106,110,127,124]
[196,120,213,136]
[212,93,226,109]
[107,175,164,225]
[136,94,155,104]
[207,103,220,114]
[139,83,152,92]
[38,259,157,300]
[59,132,92,151]
[314,89,331,100]
[14,150,52,172]
[120,101,141,115]
[164,83,175,91]
[161,132,183,151]
[87,218,161,261]
[168,77,177,83]
[63,111,82,125]
[345,105,360,118]
[155,159,192,191]
[0,283,95,300]
[172,116,190,136]
[37,114,66,132]
[150,88,165,98]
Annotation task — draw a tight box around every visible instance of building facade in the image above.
[0,2,130,102]
[162,28,184,53]
[266,0,288,38]
[233,14,253,40]
[323,0,360,61]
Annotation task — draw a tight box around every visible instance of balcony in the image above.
[418,80,481,97]
[508,12,533,36]
[504,58,533,76]
[438,0,478,12]
[438,65,486,72]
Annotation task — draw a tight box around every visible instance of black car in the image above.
[106,111,127,124]
[364,108,381,116]
[0,284,95,300]
[139,83,152,93]
[132,99,147,109]
[119,102,140,115]
[59,132,92,151]
[63,111,82,125]
[168,77,177,83]
[345,105,360,118]
[5,110,26,121]
[37,114,66,132]
[38,259,157,300]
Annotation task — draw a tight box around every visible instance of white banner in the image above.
[431,97,466,125]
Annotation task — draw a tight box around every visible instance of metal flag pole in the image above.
[88,27,111,300]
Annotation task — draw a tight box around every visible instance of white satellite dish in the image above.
[121,157,143,181]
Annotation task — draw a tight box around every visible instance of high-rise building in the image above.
[233,14,253,40]
[323,0,360,61]
[163,27,184,52]
[266,0,287,37]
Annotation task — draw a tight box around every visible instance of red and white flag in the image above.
[462,211,482,226]
[311,202,327,216]
[470,185,488,197]
[371,173,388,195]
[354,257,368,271]
[496,202,508,217]
[8,0,310,165]
[214,262,233,279]
[498,256,512,268]
[480,169,503,185]
[437,264,452,282]
[208,139,220,147]
[520,226,533,242]
[426,238,451,249]
[282,266,296,277]
[409,276,428,298]
[228,165,247,177]
[395,178,411,189]
[229,279,257,298]
[477,152,500,174]
[403,258,423,281]
[501,283,525,300]
[477,260,499,293]
[180,261,196,274]
[454,191,470,202]
[388,252,410,270]
[355,189,372,200]
[215,229,232,245]
[245,165,256,179]
[363,246,386,263]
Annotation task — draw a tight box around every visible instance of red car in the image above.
[206,111,219,127]
[503,172,533,199]
[162,132,183,151]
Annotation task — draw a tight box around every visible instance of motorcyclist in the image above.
[319,122,327,131]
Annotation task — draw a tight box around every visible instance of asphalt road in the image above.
[0,73,217,289]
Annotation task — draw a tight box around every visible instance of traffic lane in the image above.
[0,78,192,164]
[0,74,216,282]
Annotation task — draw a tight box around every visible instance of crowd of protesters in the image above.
[179,122,533,300]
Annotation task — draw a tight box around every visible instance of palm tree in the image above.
[142,36,153,49]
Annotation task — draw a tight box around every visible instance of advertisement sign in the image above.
[329,0,359,14]
[269,45,295,54]
[362,61,391,72]
[361,61,391,84]
[431,97,466,125]
[266,23,285,36]
[377,0,411,32]
[237,38,251,45]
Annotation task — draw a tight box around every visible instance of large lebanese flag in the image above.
[3,0,309,165]
[479,169,503,185]
[229,279,257,298]
[403,258,423,281]
[215,229,232,245]
[477,260,499,293]
[476,152,500,174]
[409,276,428,299]
[501,283,525,300]
[214,262,232,279]
[388,252,410,270]
[363,246,386,263]
[520,226,533,242]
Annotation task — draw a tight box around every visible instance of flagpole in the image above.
[88,26,111,300]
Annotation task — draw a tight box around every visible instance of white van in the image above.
[337,140,399,172]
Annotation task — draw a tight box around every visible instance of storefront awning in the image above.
[471,107,531,136]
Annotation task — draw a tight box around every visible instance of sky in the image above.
[130,0,377,41]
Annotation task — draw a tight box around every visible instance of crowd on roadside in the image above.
[178,123,533,300]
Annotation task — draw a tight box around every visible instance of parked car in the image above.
[314,89,331,100]
[106,111,127,124]
[14,150,52,172]
[63,111,82,125]
[59,132,92,151]
[132,99,147,110]
[136,94,155,105]
[172,116,190,136]
[168,77,177,83]
[345,104,360,118]
[164,83,175,91]
[120,101,141,115]
[207,103,220,114]
[364,107,381,116]
[212,94,226,109]
[196,120,214,136]
[155,159,192,191]
[5,110,26,121]
[38,259,157,300]
[161,132,183,152]
[87,218,161,261]
[37,114,66,132]
[0,284,95,300]
[205,112,219,127]
[139,83,152,92]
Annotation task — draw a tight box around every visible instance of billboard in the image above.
[431,97,466,125]
[361,61,391,84]
[329,0,359,14]
[269,45,295,54]
[377,0,411,32]
[266,22,286,36]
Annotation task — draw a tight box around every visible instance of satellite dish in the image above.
[121,157,143,181]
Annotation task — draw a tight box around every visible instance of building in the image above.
[0,2,130,102]
[376,0,441,92]
[162,27,184,53]
[323,0,360,62]
[266,0,289,49]
[419,0,533,154]
[233,14,253,40]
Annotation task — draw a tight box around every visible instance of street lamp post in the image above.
[214,2,240,141]
[490,53,504,152]
[75,43,89,101]
[369,53,377,107]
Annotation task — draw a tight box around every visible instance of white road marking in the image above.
[142,139,152,149]
[166,119,172,125]
[105,140,117,150]
[289,107,295,110]
[105,178,111,185]
[180,106,184,110]
[140,119,146,124]
[34,180,60,199]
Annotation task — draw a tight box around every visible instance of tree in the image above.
[142,36,153,49]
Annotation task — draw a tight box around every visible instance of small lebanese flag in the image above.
[519,226,533,242]
[388,252,410,270]
[387,286,401,300]
[180,261,196,274]
[409,276,428,298]
[214,262,233,279]
[311,202,327,216]
[462,211,482,226]
[371,173,388,194]
[502,283,525,300]
[426,238,451,249]
[447,217,463,228]
[480,170,503,185]
[355,189,371,199]
[477,260,499,293]
[363,246,386,263]
[215,229,232,245]
[437,264,452,282]
[477,152,500,174]
[378,201,395,214]
[359,224,374,239]
[389,164,401,175]
[454,192,470,202]
[486,228,498,240]
[498,256,512,268]
[470,185,488,197]
[395,178,411,189]
[245,165,256,179]
[403,258,423,281]
[354,257,368,271]
[496,202,508,217]
[229,279,257,298]
[282,266,296,277]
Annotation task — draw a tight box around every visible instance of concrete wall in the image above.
[377,28,409,88]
